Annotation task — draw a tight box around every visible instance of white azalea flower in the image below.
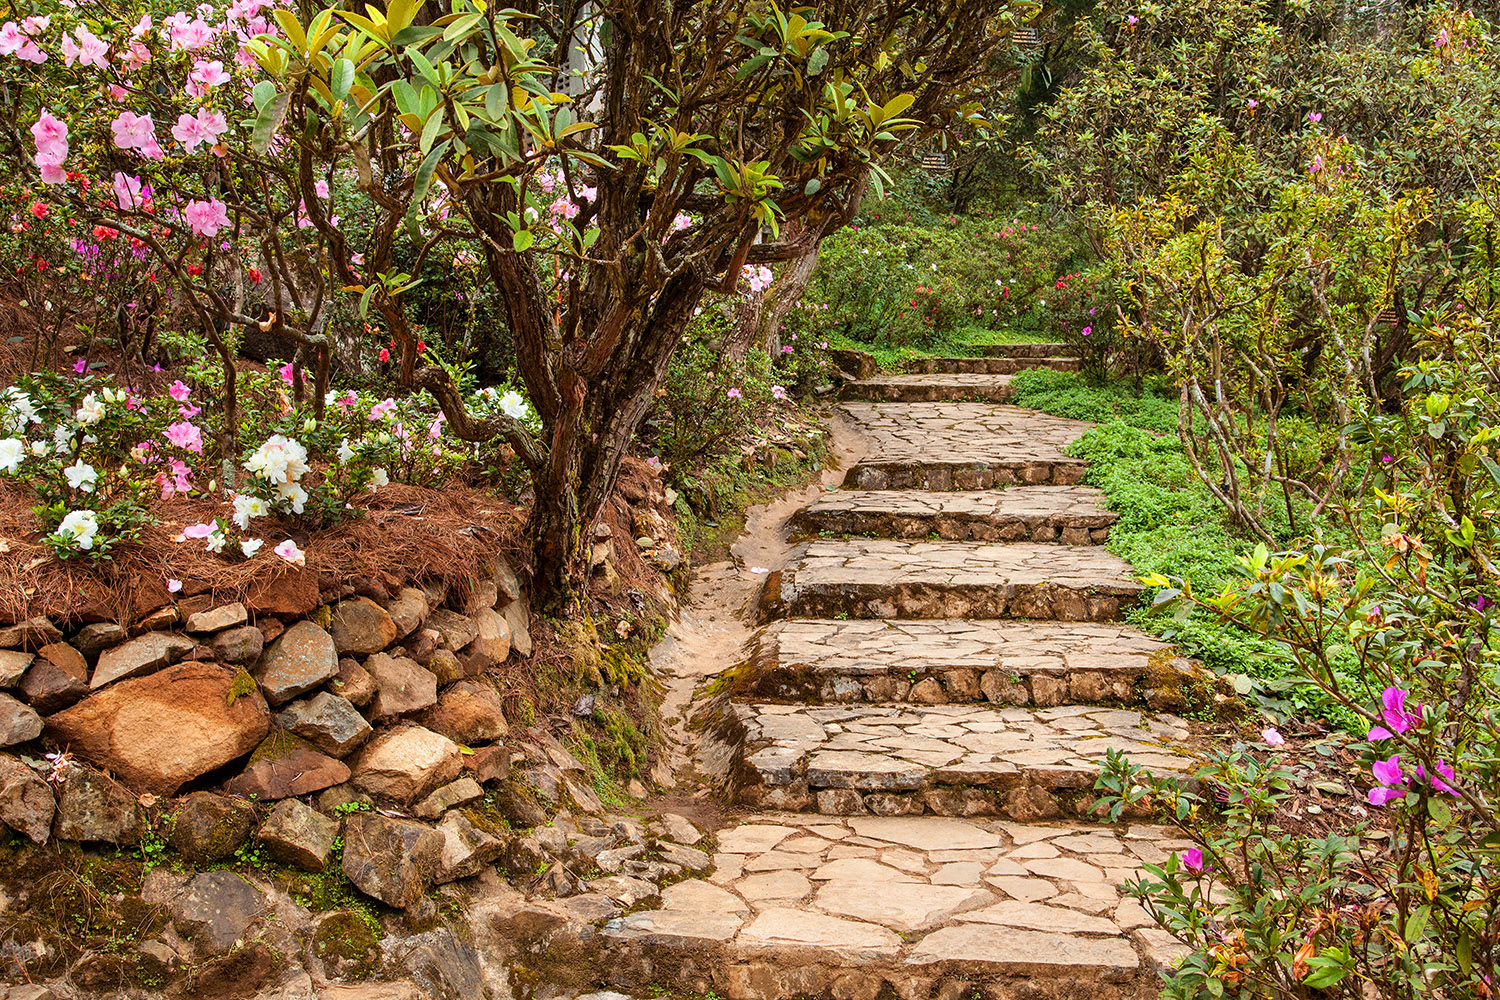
[65,461,97,492]
[370,467,388,487]
[231,493,270,531]
[245,434,310,485]
[499,390,530,421]
[58,509,99,550]
[0,438,23,473]
[336,438,355,463]
[76,392,106,425]
[241,538,264,558]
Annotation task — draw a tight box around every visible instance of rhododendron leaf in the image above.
[252,91,291,154]
[252,80,277,111]
[331,58,356,102]
[420,107,447,153]
[443,12,485,41]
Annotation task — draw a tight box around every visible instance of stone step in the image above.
[762,539,1144,622]
[840,402,1091,490]
[839,374,1014,403]
[794,486,1117,544]
[592,813,1187,999]
[982,342,1073,359]
[727,703,1191,817]
[726,619,1204,712]
[905,356,1081,375]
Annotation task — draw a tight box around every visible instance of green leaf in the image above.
[512,229,534,252]
[1405,905,1430,943]
[404,138,449,236]
[330,58,355,102]
[251,90,291,154]
[420,107,447,154]
[807,46,829,76]
[251,79,276,111]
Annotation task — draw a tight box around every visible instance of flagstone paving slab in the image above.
[727,618,1203,710]
[794,485,1117,543]
[840,402,1092,489]
[592,813,1190,996]
[729,703,1191,816]
[765,538,1144,621]
[840,373,1016,403]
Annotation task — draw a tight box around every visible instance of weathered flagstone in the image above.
[840,373,1015,403]
[728,618,1203,711]
[795,486,1117,543]
[728,703,1190,816]
[982,342,1073,359]
[765,539,1143,622]
[840,402,1091,489]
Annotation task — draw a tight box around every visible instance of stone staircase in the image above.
[595,347,1196,998]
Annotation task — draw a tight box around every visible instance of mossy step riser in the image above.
[844,461,1088,491]
[770,583,1139,623]
[839,383,1016,404]
[793,510,1112,545]
[905,358,1081,375]
[735,775,1141,824]
[982,342,1074,359]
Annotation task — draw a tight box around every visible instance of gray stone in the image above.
[276,692,372,757]
[90,631,194,689]
[414,777,483,820]
[171,870,263,954]
[341,812,443,908]
[502,598,532,658]
[425,609,476,650]
[0,616,62,651]
[258,798,339,871]
[253,621,338,706]
[365,652,438,722]
[350,726,463,805]
[656,841,710,871]
[185,603,248,634]
[329,596,399,655]
[434,809,507,882]
[169,791,255,863]
[385,588,429,638]
[659,812,702,846]
[70,622,125,658]
[469,607,510,666]
[210,625,264,666]
[224,737,351,800]
[329,656,377,707]
[0,649,33,687]
[0,693,42,746]
[0,754,54,843]
[53,768,140,844]
[907,922,1139,973]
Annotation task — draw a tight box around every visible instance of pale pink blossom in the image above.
[164,420,204,454]
[368,397,396,421]
[182,521,215,539]
[111,111,157,152]
[314,178,330,199]
[273,539,305,565]
[107,84,130,101]
[30,110,68,161]
[120,40,150,70]
[61,26,110,69]
[172,109,227,153]
[130,15,153,38]
[188,58,230,94]
[113,172,148,210]
[183,198,230,238]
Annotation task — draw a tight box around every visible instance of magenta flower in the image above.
[1178,848,1207,873]
[169,380,191,402]
[1368,686,1421,741]
[72,358,88,374]
[1368,785,1405,806]
[1414,759,1459,797]
[1368,753,1407,806]
[279,362,297,385]
[1308,111,1323,123]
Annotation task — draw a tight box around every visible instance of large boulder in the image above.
[169,791,256,864]
[45,663,271,796]
[365,653,438,722]
[0,693,42,747]
[90,631,195,690]
[349,726,462,805]
[341,812,443,908]
[328,597,399,655]
[253,621,338,706]
[415,681,508,744]
[0,754,55,843]
[53,767,140,844]
[275,692,372,757]
[225,735,350,800]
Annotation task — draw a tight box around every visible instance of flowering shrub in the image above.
[1048,266,1122,379]
[1096,317,1500,996]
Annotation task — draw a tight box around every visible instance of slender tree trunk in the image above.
[726,225,821,359]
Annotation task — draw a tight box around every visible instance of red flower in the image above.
[378,348,390,362]
[248,268,262,283]
[416,340,427,353]
[29,201,47,220]
[187,264,203,276]
[36,259,48,271]
[92,226,117,241]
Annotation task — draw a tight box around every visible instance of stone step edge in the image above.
[760,571,1143,624]
[838,380,1016,404]
[843,458,1088,491]
[904,357,1082,375]
[715,622,1205,713]
[791,501,1117,546]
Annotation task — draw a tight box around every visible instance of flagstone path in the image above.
[581,347,1199,998]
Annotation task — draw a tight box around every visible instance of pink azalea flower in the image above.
[189,58,231,92]
[183,198,230,238]
[1368,785,1405,806]
[726,388,742,399]
[1367,686,1421,741]
[314,178,330,199]
[62,26,110,69]
[1179,848,1207,873]
[113,172,148,211]
[279,362,296,384]
[1372,754,1404,786]
[178,402,201,418]
[0,22,26,56]
[30,110,69,162]
[274,538,305,565]
[164,420,204,454]
[368,397,396,421]
[167,578,183,593]
[111,111,157,152]
[169,380,192,402]
[1262,728,1284,746]
[182,521,215,539]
